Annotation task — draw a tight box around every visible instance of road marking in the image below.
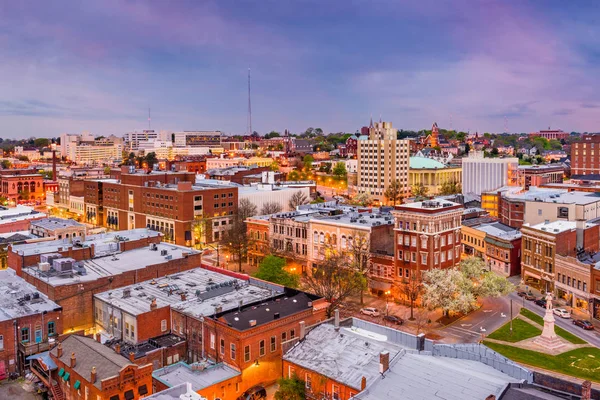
[460,324,472,327]
[482,310,493,313]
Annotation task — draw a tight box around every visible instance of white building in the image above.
[357,121,410,202]
[61,133,123,165]
[123,130,170,151]
[238,172,311,212]
[462,151,518,196]
[14,146,42,161]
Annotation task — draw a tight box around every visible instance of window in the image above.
[404,236,409,246]
[411,252,416,262]
[290,329,296,339]
[441,251,446,262]
[332,384,340,400]
[305,373,312,391]
[421,238,427,249]
[125,323,130,337]
[421,253,427,264]
[161,320,167,332]
[230,343,236,360]
[131,324,135,339]
[397,250,403,260]
[441,236,446,246]
[210,333,216,350]
[244,345,250,362]
[48,321,56,336]
[259,340,265,356]
[220,339,225,355]
[411,237,417,247]
[270,336,276,352]
[282,332,287,343]
[21,327,29,343]
[557,207,569,218]
[0,335,3,350]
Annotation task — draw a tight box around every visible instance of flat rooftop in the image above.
[308,211,394,228]
[0,269,61,320]
[0,205,45,224]
[526,220,595,234]
[30,217,85,230]
[152,361,240,393]
[23,240,198,287]
[395,199,462,211]
[473,222,521,241]
[95,267,274,317]
[11,228,161,257]
[511,188,600,205]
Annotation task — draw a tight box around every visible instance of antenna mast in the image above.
[504,115,508,134]
[247,68,252,136]
[148,107,151,130]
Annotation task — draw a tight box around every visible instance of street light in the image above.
[385,290,391,316]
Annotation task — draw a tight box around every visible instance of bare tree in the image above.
[348,231,370,305]
[401,269,424,320]
[413,308,433,335]
[288,190,309,210]
[220,217,254,272]
[260,201,283,215]
[303,252,364,317]
[238,198,258,225]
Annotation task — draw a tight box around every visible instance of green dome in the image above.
[409,156,446,169]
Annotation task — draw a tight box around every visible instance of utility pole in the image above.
[510,299,513,334]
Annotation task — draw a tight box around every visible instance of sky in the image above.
[1,0,600,138]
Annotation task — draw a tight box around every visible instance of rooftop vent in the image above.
[249,320,257,327]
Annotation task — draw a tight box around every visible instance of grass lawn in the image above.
[484,342,600,383]
[520,308,587,345]
[487,318,541,342]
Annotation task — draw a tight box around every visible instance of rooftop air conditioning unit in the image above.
[249,320,257,327]
[38,262,51,272]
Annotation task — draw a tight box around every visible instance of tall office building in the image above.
[571,134,600,176]
[357,120,410,203]
[462,151,518,195]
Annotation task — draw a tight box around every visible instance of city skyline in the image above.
[2,1,600,138]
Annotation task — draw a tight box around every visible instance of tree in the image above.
[349,192,371,206]
[145,152,158,169]
[220,217,253,272]
[422,257,514,316]
[401,269,424,320]
[254,255,299,288]
[332,162,347,178]
[288,191,309,210]
[34,138,50,148]
[270,160,280,171]
[1,160,12,169]
[0,195,8,206]
[19,189,30,201]
[16,155,29,162]
[275,376,305,400]
[238,198,258,224]
[384,180,403,205]
[348,232,370,305]
[265,131,281,139]
[490,147,499,157]
[303,252,364,317]
[412,183,429,199]
[319,162,332,174]
[302,155,314,170]
[287,170,300,181]
[104,166,112,175]
[260,201,282,215]
[464,143,471,155]
[439,180,461,195]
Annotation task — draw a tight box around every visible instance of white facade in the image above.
[123,130,167,151]
[61,133,122,164]
[461,151,518,195]
[239,185,311,213]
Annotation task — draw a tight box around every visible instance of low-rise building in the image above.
[0,173,45,204]
[408,156,462,196]
[29,218,86,239]
[0,205,46,234]
[554,253,596,315]
[0,269,62,376]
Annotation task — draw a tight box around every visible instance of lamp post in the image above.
[385,290,391,316]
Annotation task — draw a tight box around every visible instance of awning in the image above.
[58,368,64,377]
[62,372,70,381]
[369,280,392,291]
[74,380,81,390]
[26,351,57,371]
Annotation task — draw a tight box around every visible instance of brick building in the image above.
[392,200,463,284]
[0,173,45,204]
[571,133,600,176]
[0,205,46,234]
[84,167,238,245]
[517,164,565,190]
[521,220,599,292]
[554,253,596,315]
[47,335,153,400]
[0,269,62,376]
[246,215,270,267]
[29,218,86,239]
[171,279,327,395]
[8,229,201,334]
[592,266,600,321]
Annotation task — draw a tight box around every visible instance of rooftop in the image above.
[472,222,521,241]
[409,156,447,169]
[526,220,595,234]
[144,382,205,400]
[395,199,462,212]
[11,228,161,257]
[0,205,45,224]
[152,361,240,393]
[0,269,62,320]
[511,188,600,205]
[50,335,135,390]
[95,267,275,317]
[30,217,85,230]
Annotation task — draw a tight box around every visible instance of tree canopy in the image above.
[384,180,403,205]
[332,162,347,178]
[254,255,299,288]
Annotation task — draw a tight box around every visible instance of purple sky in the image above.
[1,0,600,138]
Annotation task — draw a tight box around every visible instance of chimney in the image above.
[299,321,306,340]
[129,352,135,362]
[180,293,187,301]
[57,342,63,358]
[70,352,76,368]
[576,219,585,250]
[361,376,367,391]
[379,351,390,374]
[115,343,121,354]
[90,367,97,384]
[485,396,496,400]
[95,333,101,343]
[150,298,157,310]
[582,380,592,400]
[52,150,57,181]
[334,309,340,330]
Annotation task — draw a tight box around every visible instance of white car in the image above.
[360,307,380,317]
[553,308,571,319]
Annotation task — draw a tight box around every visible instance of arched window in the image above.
[319,232,324,244]
[313,231,319,243]
[341,236,347,249]
[332,234,337,246]
[30,181,36,192]
[325,233,331,244]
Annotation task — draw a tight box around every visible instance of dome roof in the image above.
[409,156,446,169]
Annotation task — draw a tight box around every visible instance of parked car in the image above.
[524,293,536,301]
[383,315,404,325]
[517,291,527,297]
[553,308,571,319]
[237,386,267,400]
[572,319,595,330]
[360,307,380,317]
[534,299,547,308]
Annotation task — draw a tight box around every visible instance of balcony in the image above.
[19,339,54,357]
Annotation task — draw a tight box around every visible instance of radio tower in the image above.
[247,68,252,136]
[148,107,151,130]
[504,115,508,133]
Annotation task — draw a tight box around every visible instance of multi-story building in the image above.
[554,253,596,314]
[29,218,86,239]
[521,220,599,292]
[461,151,518,195]
[124,129,171,151]
[0,205,46,234]
[46,335,153,400]
[61,133,123,165]
[529,129,570,140]
[521,190,600,226]
[0,173,45,204]
[173,131,222,148]
[592,266,600,321]
[8,229,201,334]
[246,215,270,267]
[392,200,463,287]
[357,121,410,203]
[0,269,62,375]
[516,164,565,190]
[571,133,600,176]
[84,167,238,245]
[408,156,462,196]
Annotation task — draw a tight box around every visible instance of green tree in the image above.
[490,147,499,157]
[332,162,347,178]
[274,375,306,400]
[254,255,299,288]
[34,138,50,148]
[270,160,280,171]
[1,160,12,169]
[319,162,332,174]
[104,166,112,175]
[549,139,562,150]
[145,152,158,169]
[384,179,403,206]
[265,131,281,139]
[439,180,461,195]
[348,232,370,305]
[302,155,314,170]
[287,170,300,181]
[412,183,429,199]
[350,192,371,206]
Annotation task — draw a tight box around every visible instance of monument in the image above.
[533,293,565,350]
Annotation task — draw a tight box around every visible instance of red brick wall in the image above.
[282,360,362,400]
[137,307,172,343]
